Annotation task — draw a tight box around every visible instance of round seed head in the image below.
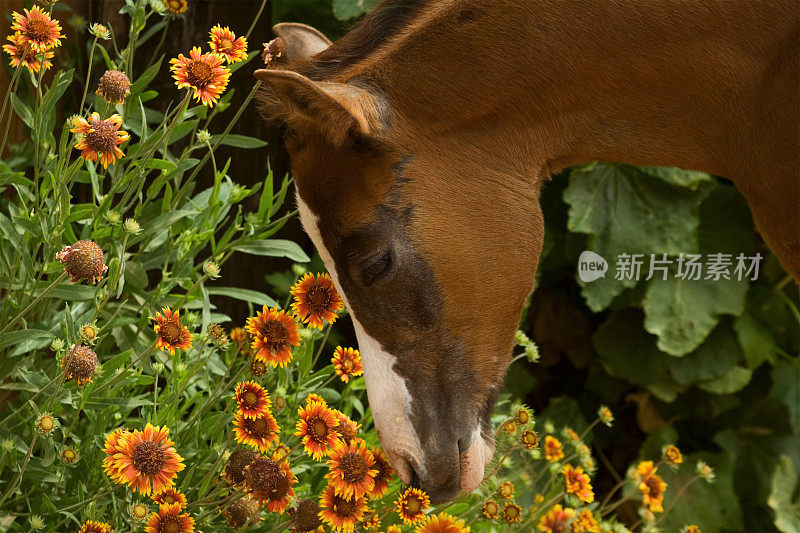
[96,70,131,104]
[56,240,107,284]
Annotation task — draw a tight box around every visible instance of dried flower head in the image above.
[291,273,344,329]
[224,448,260,486]
[170,46,230,107]
[207,322,229,348]
[96,70,131,105]
[35,413,57,436]
[289,499,322,532]
[243,456,296,512]
[11,5,63,52]
[332,346,363,383]
[209,25,248,64]
[89,23,111,40]
[71,113,129,168]
[60,344,99,385]
[56,240,107,283]
[123,218,142,234]
[3,33,53,72]
[224,496,261,530]
[262,37,286,66]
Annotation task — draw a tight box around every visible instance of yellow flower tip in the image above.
[597,405,614,427]
[497,481,514,499]
[61,447,78,464]
[332,346,363,383]
[663,444,683,466]
[395,487,431,525]
[501,501,522,524]
[78,520,112,533]
[544,435,565,462]
[562,464,594,504]
[144,502,194,533]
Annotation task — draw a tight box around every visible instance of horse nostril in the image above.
[409,465,421,489]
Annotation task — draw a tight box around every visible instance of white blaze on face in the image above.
[295,194,424,483]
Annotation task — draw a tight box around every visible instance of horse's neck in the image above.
[355,0,797,180]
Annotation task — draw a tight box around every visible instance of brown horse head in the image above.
[255,19,544,502]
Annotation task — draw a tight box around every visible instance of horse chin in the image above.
[459,428,495,493]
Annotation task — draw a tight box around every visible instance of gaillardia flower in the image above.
[288,499,322,532]
[663,444,683,466]
[243,457,296,512]
[514,407,531,425]
[290,273,344,330]
[482,500,499,519]
[61,344,98,385]
[234,380,271,419]
[145,502,194,533]
[571,509,599,533]
[3,33,53,72]
[106,423,185,495]
[234,410,280,452]
[71,113,129,168]
[101,428,130,478]
[639,471,667,513]
[35,413,57,436]
[150,307,193,355]
[415,513,470,533]
[209,25,248,63]
[502,502,522,524]
[295,400,340,460]
[78,521,112,533]
[224,496,261,530]
[562,464,594,503]
[332,346,363,383]
[367,448,394,499]
[246,307,300,367]
[544,435,565,462]
[56,240,107,283]
[96,70,131,104]
[326,440,378,500]
[319,484,368,533]
[537,504,575,533]
[152,487,187,509]
[224,448,260,485]
[395,487,430,525]
[61,447,78,464]
[521,429,539,449]
[497,481,514,499]
[170,46,230,107]
[332,409,360,444]
[165,0,188,14]
[11,5,64,52]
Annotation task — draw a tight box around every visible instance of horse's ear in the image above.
[255,69,380,145]
[272,23,332,61]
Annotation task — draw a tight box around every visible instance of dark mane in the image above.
[298,0,431,81]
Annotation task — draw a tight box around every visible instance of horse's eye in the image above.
[361,250,392,286]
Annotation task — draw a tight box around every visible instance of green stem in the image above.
[0,271,68,335]
[78,37,99,115]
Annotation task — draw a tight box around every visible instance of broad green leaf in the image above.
[564,163,712,311]
[668,325,742,384]
[698,365,753,394]
[0,329,56,351]
[771,359,800,434]
[233,239,310,262]
[206,287,278,308]
[734,310,777,368]
[639,166,714,189]
[594,309,673,386]
[768,455,800,533]
[332,0,380,20]
[10,94,35,129]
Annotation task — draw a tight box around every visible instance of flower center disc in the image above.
[85,120,118,153]
[161,321,183,345]
[132,441,166,475]
[39,417,54,431]
[247,417,269,437]
[159,516,182,533]
[506,507,519,519]
[340,452,368,483]
[405,497,421,515]
[260,320,288,352]
[309,418,329,441]
[342,358,353,372]
[187,60,214,88]
[25,19,52,42]
[220,38,232,51]
[306,286,332,314]
[243,391,259,407]
[334,495,355,517]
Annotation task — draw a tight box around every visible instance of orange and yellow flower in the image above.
[71,113,129,169]
[367,448,394,499]
[209,25,248,63]
[234,380,271,419]
[502,502,522,524]
[663,444,683,466]
[639,470,667,513]
[78,521,112,533]
[101,428,130,478]
[332,346,363,383]
[104,424,185,495]
[152,487,187,509]
[521,429,539,449]
[571,509,599,533]
[395,487,430,525]
[290,273,343,330]
[562,464,594,503]
[498,481,514,499]
[11,5,63,53]
[165,0,188,15]
[170,46,230,107]
[326,439,378,500]
[319,484,369,533]
[145,502,194,533]
[332,409,361,443]
[234,409,280,453]
[544,435,564,462]
[414,513,470,533]
[243,456,296,512]
[3,33,53,72]
[246,306,300,367]
[482,499,499,519]
[295,400,341,460]
[149,306,193,355]
[537,505,575,533]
